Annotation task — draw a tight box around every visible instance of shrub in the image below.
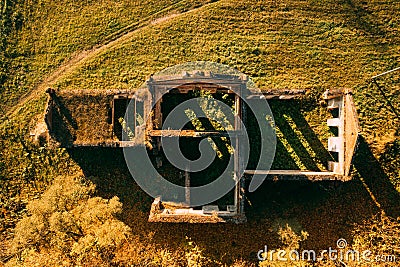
[7,175,131,266]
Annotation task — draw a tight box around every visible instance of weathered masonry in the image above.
[40,71,361,223]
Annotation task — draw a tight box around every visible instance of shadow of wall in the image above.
[64,101,400,264]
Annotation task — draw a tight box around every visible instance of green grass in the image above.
[0,0,212,112]
[54,0,400,91]
[52,0,399,153]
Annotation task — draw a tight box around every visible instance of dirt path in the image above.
[6,2,213,118]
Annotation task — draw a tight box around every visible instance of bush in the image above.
[7,175,131,266]
[259,224,311,267]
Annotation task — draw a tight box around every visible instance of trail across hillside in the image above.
[6,2,215,118]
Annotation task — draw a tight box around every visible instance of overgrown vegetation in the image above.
[6,175,130,266]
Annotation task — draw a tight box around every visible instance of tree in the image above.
[8,175,131,266]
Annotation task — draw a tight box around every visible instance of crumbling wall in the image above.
[344,92,361,176]
[47,90,116,146]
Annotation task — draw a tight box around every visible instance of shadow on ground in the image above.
[67,135,399,265]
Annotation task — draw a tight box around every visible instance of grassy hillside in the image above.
[55,0,400,91]
[0,0,399,266]
[52,0,399,151]
[0,0,211,112]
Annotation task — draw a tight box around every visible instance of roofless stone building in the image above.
[39,70,360,223]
